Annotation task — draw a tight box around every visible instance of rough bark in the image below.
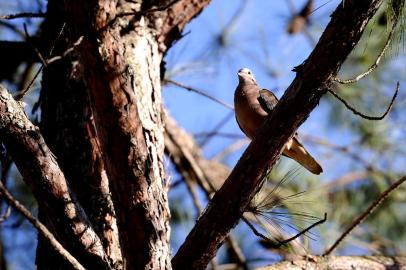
[256,256,406,270]
[64,1,172,268]
[36,1,122,268]
[172,1,384,269]
[0,85,110,269]
[60,0,216,267]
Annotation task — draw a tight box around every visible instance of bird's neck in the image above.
[239,80,257,87]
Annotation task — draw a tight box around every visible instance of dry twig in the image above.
[324,175,406,255]
[334,24,395,84]
[0,12,46,20]
[242,213,327,249]
[15,23,66,100]
[327,82,399,121]
[0,181,85,270]
[164,79,234,110]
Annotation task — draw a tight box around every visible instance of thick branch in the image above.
[152,0,212,50]
[0,85,110,269]
[256,256,406,270]
[172,1,383,269]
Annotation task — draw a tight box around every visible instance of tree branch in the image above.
[153,0,213,50]
[327,82,399,121]
[164,79,234,110]
[172,1,384,269]
[256,256,406,270]
[324,175,406,256]
[0,85,110,269]
[0,181,85,270]
[0,12,46,20]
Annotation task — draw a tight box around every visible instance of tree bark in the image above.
[255,256,406,270]
[63,1,172,268]
[172,1,384,269]
[60,0,214,268]
[36,1,122,269]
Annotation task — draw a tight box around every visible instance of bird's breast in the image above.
[234,91,267,139]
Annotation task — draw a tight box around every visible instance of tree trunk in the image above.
[43,0,173,268]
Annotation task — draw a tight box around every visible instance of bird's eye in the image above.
[247,71,251,74]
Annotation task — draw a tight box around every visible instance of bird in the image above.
[234,68,323,175]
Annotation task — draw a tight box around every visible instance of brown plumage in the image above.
[234,68,323,175]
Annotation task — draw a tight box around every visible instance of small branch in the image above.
[275,213,327,247]
[242,213,327,249]
[334,22,395,84]
[0,205,11,223]
[184,178,203,215]
[46,36,84,64]
[156,0,212,50]
[0,21,25,37]
[15,23,66,101]
[327,82,399,121]
[194,131,244,140]
[324,175,406,256]
[199,112,235,147]
[0,12,46,20]
[23,23,48,67]
[212,139,249,162]
[165,79,234,110]
[0,181,85,270]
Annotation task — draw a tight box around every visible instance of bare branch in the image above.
[0,205,11,223]
[324,175,406,255]
[199,112,236,147]
[15,23,66,101]
[334,22,395,84]
[327,82,399,120]
[165,79,234,110]
[155,0,212,50]
[46,36,84,64]
[243,213,327,249]
[0,12,46,20]
[0,181,85,270]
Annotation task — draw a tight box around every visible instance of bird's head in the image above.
[238,68,256,84]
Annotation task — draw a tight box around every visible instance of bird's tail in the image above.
[283,138,323,175]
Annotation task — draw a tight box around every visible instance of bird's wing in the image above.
[258,89,278,114]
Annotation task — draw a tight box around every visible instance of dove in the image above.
[234,68,323,175]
